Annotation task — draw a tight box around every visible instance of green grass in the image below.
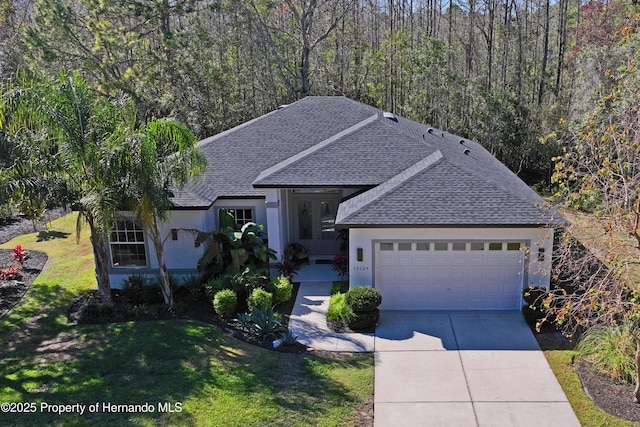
[545,350,636,427]
[0,213,373,426]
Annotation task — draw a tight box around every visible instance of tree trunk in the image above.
[89,226,113,305]
[635,338,640,403]
[148,217,174,306]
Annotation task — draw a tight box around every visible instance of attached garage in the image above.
[374,241,527,310]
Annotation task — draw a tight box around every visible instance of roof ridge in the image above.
[336,150,444,224]
[253,113,379,185]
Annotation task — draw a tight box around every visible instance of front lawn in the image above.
[0,213,373,426]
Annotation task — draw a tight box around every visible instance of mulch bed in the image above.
[576,360,640,423]
[531,323,640,423]
[0,208,67,245]
[0,249,48,317]
[66,282,308,354]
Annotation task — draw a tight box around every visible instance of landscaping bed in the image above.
[0,249,48,317]
[0,208,67,244]
[67,281,308,354]
[531,323,640,424]
[576,359,640,423]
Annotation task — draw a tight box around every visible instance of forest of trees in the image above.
[0,0,638,189]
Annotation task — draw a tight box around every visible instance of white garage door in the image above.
[375,241,526,310]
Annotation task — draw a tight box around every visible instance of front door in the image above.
[291,193,342,255]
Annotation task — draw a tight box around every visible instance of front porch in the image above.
[263,188,361,261]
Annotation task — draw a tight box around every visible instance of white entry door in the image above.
[375,241,526,310]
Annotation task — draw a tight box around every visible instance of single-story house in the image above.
[108,96,563,310]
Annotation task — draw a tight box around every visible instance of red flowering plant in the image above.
[11,245,29,269]
[275,259,299,282]
[331,253,349,280]
[0,265,22,281]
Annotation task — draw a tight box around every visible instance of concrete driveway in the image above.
[374,311,580,427]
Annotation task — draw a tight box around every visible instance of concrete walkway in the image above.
[289,281,374,352]
[289,282,580,427]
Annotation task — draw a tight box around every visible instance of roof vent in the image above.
[427,128,434,134]
[277,104,289,110]
[463,148,471,155]
[459,140,465,145]
[383,112,398,122]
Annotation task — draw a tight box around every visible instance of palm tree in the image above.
[1,73,133,304]
[127,119,206,306]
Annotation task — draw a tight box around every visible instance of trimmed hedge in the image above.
[213,289,237,318]
[269,276,293,303]
[345,286,382,312]
[247,288,273,309]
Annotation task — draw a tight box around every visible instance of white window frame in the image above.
[220,208,255,226]
[110,219,148,268]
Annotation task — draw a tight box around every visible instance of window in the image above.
[398,243,412,251]
[223,208,254,226]
[452,242,466,251]
[488,242,503,251]
[379,243,394,251]
[434,242,448,251]
[507,242,522,251]
[416,242,430,251]
[470,242,485,251]
[110,220,147,267]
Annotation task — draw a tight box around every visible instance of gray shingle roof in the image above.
[191,96,378,199]
[176,96,562,226]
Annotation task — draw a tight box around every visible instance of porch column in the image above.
[264,189,283,261]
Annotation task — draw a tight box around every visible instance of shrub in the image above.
[11,245,29,268]
[204,276,229,299]
[0,265,22,281]
[327,292,354,323]
[229,266,269,300]
[121,274,149,304]
[181,274,204,299]
[236,306,284,340]
[247,288,272,309]
[331,253,349,280]
[331,280,348,295]
[275,259,298,281]
[268,276,293,303]
[345,286,382,312]
[280,331,298,346]
[213,289,237,318]
[347,309,380,331]
[578,324,636,384]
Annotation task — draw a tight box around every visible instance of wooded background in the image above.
[1,0,638,186]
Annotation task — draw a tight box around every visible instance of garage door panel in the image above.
[450,270,469,283]
[379,254,396,266]
[395,270,413,283]
[375,241,525,310]
[469,255,486,266]
[413,254,432,266]
[432,254,450,266]
[451,255,469,266]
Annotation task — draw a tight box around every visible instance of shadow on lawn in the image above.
[0,319,369,426]
[35,230,71,241]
